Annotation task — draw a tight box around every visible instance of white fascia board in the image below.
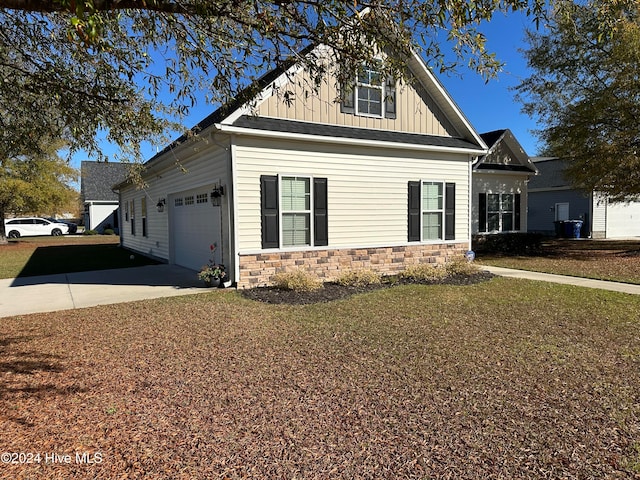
[214,123,487,156]
[472,169,537,176]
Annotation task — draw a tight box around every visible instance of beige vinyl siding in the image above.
[592,193,607,237]
[256,64,457,137]
[234,136,470,252]
[120,142,230,262]
[471,173,528,234]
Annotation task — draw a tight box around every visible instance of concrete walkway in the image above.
[0,264,217,318]
[482,265,640,295]
[2,264,639,319]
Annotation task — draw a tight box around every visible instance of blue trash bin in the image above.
[563,220,583,238]
[572,220,583,238]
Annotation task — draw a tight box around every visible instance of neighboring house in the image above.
[528,157,640,238]
[81,161,129,233]
[471,129,538,235]
[115,46,487,287]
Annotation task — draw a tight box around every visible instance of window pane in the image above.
[501,194,513,212]
[358,64,382,86]
[422,182,443,211]
[502,213,513,231]
[282,213,310,246]
[281,177,310,211]
[422,212,442,240]
[488,213,500,231]
[357,86,382,116]
[488,194,500,211]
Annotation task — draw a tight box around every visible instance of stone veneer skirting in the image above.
[238,243,467,288]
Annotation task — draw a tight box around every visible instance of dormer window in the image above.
[341,62,396,119]
[357,65,383,116]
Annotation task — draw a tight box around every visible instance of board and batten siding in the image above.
[233,136,471,252]
[471,173,528,234]
[256,63,457,137]
[120,143,231,263]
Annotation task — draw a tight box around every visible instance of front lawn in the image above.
[2,279,639,478]
[0,235,157,279]
[478,239,640,284]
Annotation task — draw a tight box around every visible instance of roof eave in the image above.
[215,123,486,155]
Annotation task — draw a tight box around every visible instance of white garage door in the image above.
[606,201,640,238]
[170,187,221,271]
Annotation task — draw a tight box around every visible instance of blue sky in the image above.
[436,10,541,156]
[74,10,542,173]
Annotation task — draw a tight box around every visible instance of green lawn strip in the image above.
[476,239,640,285]
[2,279,639,478]
[479,256,640,285]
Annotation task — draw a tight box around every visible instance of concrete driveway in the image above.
[0,264,216,318]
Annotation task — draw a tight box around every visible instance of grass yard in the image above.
[1,278,639,479]
[478,239,640,285]
[0,236,157,279]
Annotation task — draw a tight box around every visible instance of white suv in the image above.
[4,217,70,238]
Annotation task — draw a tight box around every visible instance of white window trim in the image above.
[487,193,516,233]
[355,63,385,119]
[279,174,314,248]
[420,180,445,242]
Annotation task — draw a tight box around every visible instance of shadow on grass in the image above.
[17,243,159,278]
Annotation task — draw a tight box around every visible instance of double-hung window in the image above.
[422,182,444,240]
[281,176,311,247]
[408,181,456,242]
[341,62,396,119]
[260,175,328,249]
[478,193,521,232]
[141,197,147,237]
[130,199,136,236]
[356,64,384,117]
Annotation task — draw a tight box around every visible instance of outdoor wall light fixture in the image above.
[211,186,224,198]
[211,185,224,206]
[156,198,166,213]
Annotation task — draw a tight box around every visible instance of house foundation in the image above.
[237,243,467,288]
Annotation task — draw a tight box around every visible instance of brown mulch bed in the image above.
[241,272,495,304]
[2,278,639,479]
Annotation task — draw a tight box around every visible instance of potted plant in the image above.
[198,244,227,287]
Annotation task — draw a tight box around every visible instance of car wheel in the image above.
[8,230,20,239]
[51,228,62,236]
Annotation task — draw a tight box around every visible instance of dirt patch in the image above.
[241,271,496,304]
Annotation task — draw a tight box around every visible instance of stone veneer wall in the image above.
[237,243,467,288]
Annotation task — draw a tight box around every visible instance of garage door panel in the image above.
[170,188,221,271]
[607,202,640,238]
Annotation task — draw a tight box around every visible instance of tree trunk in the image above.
[0,207,8,244]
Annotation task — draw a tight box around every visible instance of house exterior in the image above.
[528,157,640,238]
[81,161,129,233]
[116,47,487,287]
[471,129,538,235]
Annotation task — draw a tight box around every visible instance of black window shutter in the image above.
[313,177,328,246]
[445,183,455,240]
[408,181,420,242]
[260,175,279,249]
[385,78,396,119]
[514,193,521,231]
[479,193,487,233]
[340,84,355,114]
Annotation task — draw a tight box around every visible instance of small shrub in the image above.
[103,228,115,235]
[336,269,382,287]
[83,229,99,235]
[472,233,545,255]
[445,256,480,276]
[272,269,323,292]
[400,263,447,281]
